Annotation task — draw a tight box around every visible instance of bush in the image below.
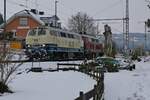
[137,58,141,62]
[79,63,87,71]
[131,54,138,60]
[104,64,119,72]
[79,62,99,72]
[0,82,12,93]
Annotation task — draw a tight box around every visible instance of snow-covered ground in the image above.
[105,57,150,100]
[1,56,150,100]
[0,61,96,100]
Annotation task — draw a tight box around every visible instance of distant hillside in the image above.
[112,33,150,51]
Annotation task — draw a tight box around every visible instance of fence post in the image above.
[93,85,97,100]
[57,63,59,71]
[79,91,85,100]
[74,65,75,72]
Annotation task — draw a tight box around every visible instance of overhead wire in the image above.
[93,0,123,16]
[7,0,31,9]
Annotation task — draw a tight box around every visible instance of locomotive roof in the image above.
[32,26,100,41]
[39,26,81,36]
[81,34,98,40]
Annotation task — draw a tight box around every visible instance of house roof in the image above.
[6,9,45,25]
[40,15,60,24]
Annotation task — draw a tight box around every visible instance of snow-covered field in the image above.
[105,57,150,100]
[1,56,150,100]
[0,61,96,100]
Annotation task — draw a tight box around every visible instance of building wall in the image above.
[6,17,41,39]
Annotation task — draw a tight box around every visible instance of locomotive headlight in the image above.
[42,44,46,47]
[27,45,30,47]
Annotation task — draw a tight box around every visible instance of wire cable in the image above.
[93,0,123,16]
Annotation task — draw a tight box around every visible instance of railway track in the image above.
[0,58,85,63]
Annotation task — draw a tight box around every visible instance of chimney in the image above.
[30,9,38,14]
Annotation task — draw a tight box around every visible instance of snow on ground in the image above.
[2,56,150,100]
[105,58,150,100]
[0,61,96,100]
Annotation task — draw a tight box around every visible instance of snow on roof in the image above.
[40,15,60,24]
[6,9,44,25]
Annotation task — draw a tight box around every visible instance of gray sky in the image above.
[0,0,150,33]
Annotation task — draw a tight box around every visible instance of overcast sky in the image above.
[0,0,150,33]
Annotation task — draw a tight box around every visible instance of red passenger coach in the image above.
[81,34,103,59]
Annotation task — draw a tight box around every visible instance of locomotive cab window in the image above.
[38,28,46,35]
[28,29,36,36]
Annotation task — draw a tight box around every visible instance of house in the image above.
[4,9,44,39]
[4,9,61,39]
[1,9,61,49]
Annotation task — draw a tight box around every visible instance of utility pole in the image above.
[144,21,147,50]
[125,0,129,53]
[4,0,6,29]
[123,18,125,52]
[55,0,58,27]
[3,0,7,57]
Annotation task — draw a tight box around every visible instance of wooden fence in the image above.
[57,63,104,100]
[75,72,104,100]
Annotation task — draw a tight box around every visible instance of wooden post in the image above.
[74,65,75,72]
[79,91,85,100]
[57,63,59,71]
[93,85,97,100]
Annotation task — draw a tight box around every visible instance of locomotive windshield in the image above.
[38,28,46,35]
[28,29,36,36]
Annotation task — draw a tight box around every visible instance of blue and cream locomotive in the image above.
[26,26,84,60]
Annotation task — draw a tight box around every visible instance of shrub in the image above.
[0,82,12,93]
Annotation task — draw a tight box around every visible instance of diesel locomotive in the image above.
[25,26,103,60]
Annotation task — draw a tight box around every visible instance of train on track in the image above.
[25,26,103,60]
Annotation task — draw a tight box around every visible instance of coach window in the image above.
[71,34,74,39]
[50,30,54,36]
[89,38,92,42]
[60,32,66,37]
[57,31,60,37]
[19,18,28,26]
[68,34,72,38]
[91,38,95,42]
[54,31,58,36]
[50,30,56,36]
[96,39,99,43]
[75,35,80,40]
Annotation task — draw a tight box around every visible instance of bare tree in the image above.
[103,24,112,56]
[0,47,23,93]
[68,12,97,35]
[103,24,117,57]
